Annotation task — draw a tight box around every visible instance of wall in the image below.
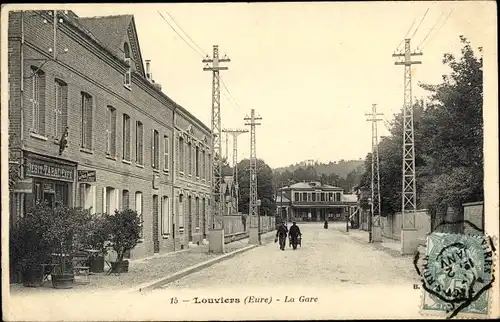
[463,201,484,235]
[381,210,430,242]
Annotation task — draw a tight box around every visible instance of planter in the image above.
[89,255,105,273]
[51,273,74,289]
[21,267,44,287]
[111,260,129,273]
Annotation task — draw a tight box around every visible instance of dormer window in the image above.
[123,43,131,89]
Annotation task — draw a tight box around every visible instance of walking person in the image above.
[289,221,302,250]
[275,222,288,251]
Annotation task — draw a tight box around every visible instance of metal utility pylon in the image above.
[365,104,383,235]
[244,110,262,226]
[393,39,422,229]
[222,129,248,212]
[203,45,230,230]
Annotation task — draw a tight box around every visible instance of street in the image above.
[161,223,419,289]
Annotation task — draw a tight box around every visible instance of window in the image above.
[294,192,299,201]
[187,142,192,175]
[81,92,93,149]
[152,130,159,169]
[79,183,96,213]
[54,79,68,139]
[178,137,185,173]
[302,192,307,201]
[30,67,46,135]
[136,121,143,165]
[195,146,200,177]
[207,153,211,181]
[195,197,200,228]
[321,193,325,202]
[202,150,206,179]
[163,135,169,172]
[178,194,184,230]
[106,106,116,156]
[122,190,129,209]
[329,193,334,201]
[122,114,131,160]
[123,43,131,88]
[162,196,171,235]
[103,187,118,214]
[135,192,143,239]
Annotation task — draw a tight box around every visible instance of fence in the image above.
[222,215,275,244]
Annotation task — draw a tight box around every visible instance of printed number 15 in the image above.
[170,297,178,304]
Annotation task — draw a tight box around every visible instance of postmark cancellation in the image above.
[419,232,496,319]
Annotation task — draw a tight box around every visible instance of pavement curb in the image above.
[130,244,259,293]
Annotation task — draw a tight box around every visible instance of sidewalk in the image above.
[9,231,276,295]
[334,226,408,257]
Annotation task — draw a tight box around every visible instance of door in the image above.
[152,195,159,253]
[202,198,206,238]
[188,196,193,241]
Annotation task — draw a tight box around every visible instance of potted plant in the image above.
[10,202,53,287]
[46,204,90,289]
[105,209,142,274]
[81,214,109,273]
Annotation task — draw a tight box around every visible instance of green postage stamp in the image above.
[419,232,496,319]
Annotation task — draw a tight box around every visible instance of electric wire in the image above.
[410,8,430,39]
[396,17,417,51]
[421,9,454,50]
[164,10,208,57]
[417,11,445,49]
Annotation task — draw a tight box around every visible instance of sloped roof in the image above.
[342,194,358,203]
[276,195,290,203]
[287,181,342,190]
[78,15,145,77]
[79,15,132,57]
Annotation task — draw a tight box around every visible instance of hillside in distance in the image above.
[274,159,364,179]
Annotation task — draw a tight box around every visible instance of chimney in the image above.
[145,60,152,82]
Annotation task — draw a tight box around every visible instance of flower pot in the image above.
[51,273,74,289]
[21,267,44,287]
[111,260,129,273]
[89,255,104,273]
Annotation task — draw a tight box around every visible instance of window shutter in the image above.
[102,187,107,214]
[151,129,155,168]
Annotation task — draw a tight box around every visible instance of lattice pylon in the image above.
[244,110,262,227]
[393,39,422,229]
[203,45,230,230]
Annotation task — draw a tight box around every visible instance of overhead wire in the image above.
[420,9,454,50]
[164,10,208,57]
[157,11,205,59]
[410,8,430,39]
[417,11,445,49]
[157,10,241,109]
[396,17,417,51]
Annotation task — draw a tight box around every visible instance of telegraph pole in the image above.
[393,39,422,231]
[244,109,262,244]
[365,104,383,243]
[203,45,230,252]
[222,128,248,212]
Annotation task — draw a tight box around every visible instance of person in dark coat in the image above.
[289,221,302,250]
[275,222,288,251]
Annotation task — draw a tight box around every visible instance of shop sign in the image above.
[25,159,74,182]
[78,170,96,182]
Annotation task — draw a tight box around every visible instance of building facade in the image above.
[8,10,213,259]
[276,181,357,222]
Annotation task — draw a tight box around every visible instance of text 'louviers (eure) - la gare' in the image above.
[169,296,319,305]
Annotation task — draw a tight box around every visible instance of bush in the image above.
[105,209,142,262]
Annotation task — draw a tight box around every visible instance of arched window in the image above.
[123,42,130,59]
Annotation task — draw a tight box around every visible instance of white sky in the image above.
[25,2,497,169]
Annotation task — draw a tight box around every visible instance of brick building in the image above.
[8,10,213,259]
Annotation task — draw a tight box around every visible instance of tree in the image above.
[237,159,276,216]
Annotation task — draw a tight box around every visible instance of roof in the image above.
[342,194,358,203]
[287,181,342,190]
[79,15,133,58]
[78,15,145,77]
[276,195,290,203]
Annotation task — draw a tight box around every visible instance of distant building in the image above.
[276,181,357,222]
